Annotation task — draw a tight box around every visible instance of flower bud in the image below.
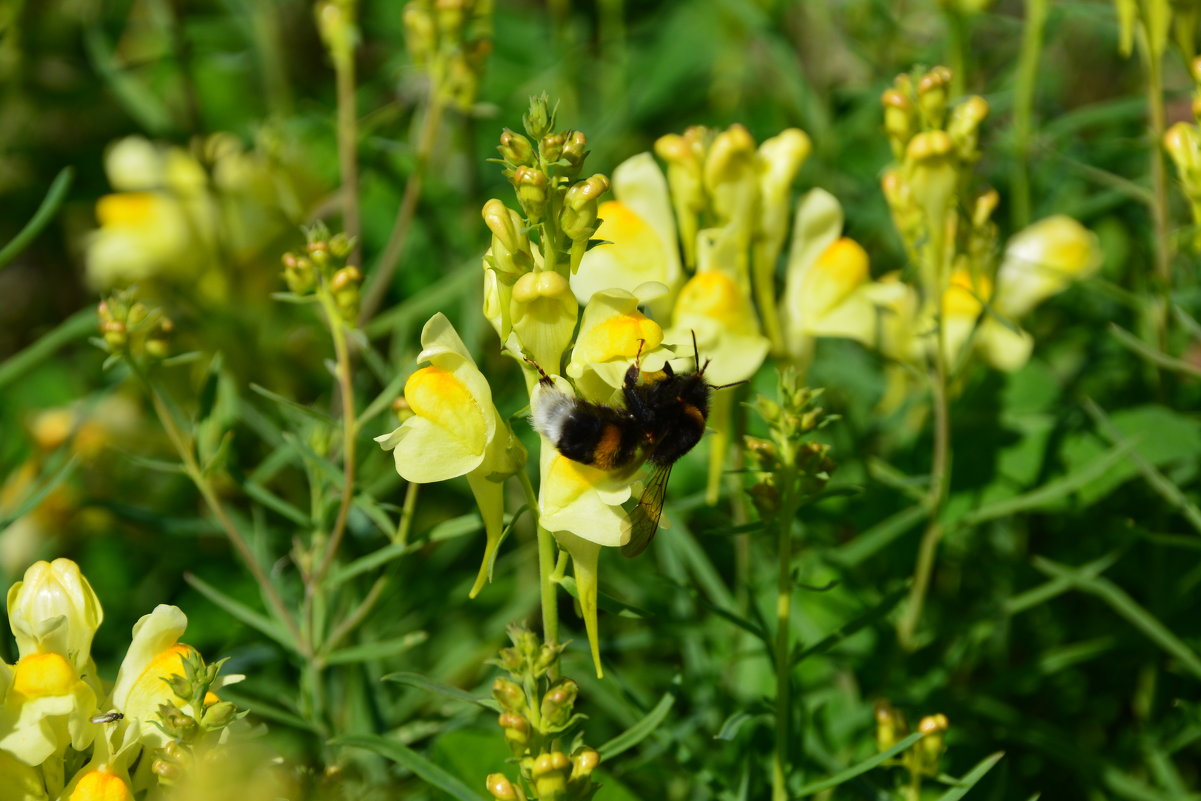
[540,678,579,728]
[916,713,949,774]
[881,88,914,159]
[560,174,609,241]
[561,131,588,174]
[523,93,554,140]
[947,95,989,160]
[703,124,756,189]
[513,166,549,223]
[145,317,173,360]
[403,3,436,68]
[499,129,536,166]
[492,677,527,713]
[8,558,104,669]
[916,66,952,128]
[498,712,531,751]
[486,773,519,801]
[570,747,600,780]
[391,396,413,423]
[282,253,317,295]
[434,0,465,41]
[540,132,565,163]
[331,265,363,322]
[532,751,571,799]
[875,699,904,752]
[201,700,238,729]
[316,1,357,70]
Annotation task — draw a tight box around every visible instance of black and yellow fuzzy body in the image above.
[531,358,716,557]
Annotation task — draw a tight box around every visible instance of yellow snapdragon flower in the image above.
[376,313,526,596]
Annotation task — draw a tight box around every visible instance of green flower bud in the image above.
[523,93,554,140]
[917,66,952,128]
[331,265,363,322]
[540,678,579,728]
[916,713,949,775]
[513,166,549,223]
[486,773,519,801]
[561,131,588,174]
[201,700,238,729]
[403,2,436,68]
[146,317,173,360]
[391,396,413,423]
[532,752,571,800]
[498,712,531,752]
[101,319,128,350]
[570,748,600,781]
[540,132,566,163]
[499,129,536,166]
[881,88,914,160]
[434,0,465,42]
[875,699,904,753]
[492,677,527,713]
[560,174,609,241]
[947,95,989,161]
[282,253,318,295]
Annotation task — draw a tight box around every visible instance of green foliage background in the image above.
[2,1,1200,799]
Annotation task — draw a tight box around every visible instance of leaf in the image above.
[714,710,763,742]
[831,504,926,567]
[183,573,296,653]
[1108,324,1201,379]
[958,440,1138,526]
[932,751,1005,801]
[250,383,335,426]
[335,734,484,801]
[381,672,500,712]
[793,731,925,797]
[0,167,74,270]
[598,686,677,761]
[792,586,908,665]
[325,632,429,665]
[1031,556,1201,680]
[330,542,417,587]
[0,307,97,389]
[243,482,312,527]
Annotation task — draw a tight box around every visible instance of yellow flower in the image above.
[376,314,525,596]
[0,748,47,800]
[511,270,578,374]
[107,605,192,748]
[993,215,1101,317]
[7,559,103,678]
[571,153,682,310]
[781,189,879,357]
[566,287,672,404]
[667,268,768,386]
[0,650,98,765]
[66,768,132,801]
[86,191,198,288]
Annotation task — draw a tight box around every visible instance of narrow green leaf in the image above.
[1108,324,1201,378]
[960,440,1138,526]
[325,632,429,665]
[217,688,314,731]
[793,731,925,797]
[831,504,926,567]
[0,307,97,389]
[1032,557,1201,680]
[714,710,762,741]
[81,24,172,133]
[1004,551,1121,616]
[331,542,416,587]
[0,167,74,270]
[932,751,1005,801]
[335,733,484,801]
[250,383,335,425]
[598,687,676,761]
[243,481,311,527]
[183,573,296,653]
[280,432,344,486]
[364,264,479,339]
[357,368,410,430]
[793,586,908,665]
[382,672,500,712]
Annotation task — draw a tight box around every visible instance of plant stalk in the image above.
[1011,0,1048,229]
[772,465,800,801]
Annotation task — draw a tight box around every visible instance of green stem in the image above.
[519,470,559,649]
[313,291,357,588]
[1011,0,1048,229]
[772,465,800,801]
[945,8,968,97]
[1144,37,1173,358]
[396,481,420,545]
[141,372,304,653]
[335,41,361,267]
[360,93,447,323]
[898,362,951,650]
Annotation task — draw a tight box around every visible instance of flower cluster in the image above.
[485,626,600,801]
[874,700,950,787]
[402,0,493,111]
[86,133,316,296]
[1165,56,1201,251]
[0,559,242,800]
[864,66,1101,376]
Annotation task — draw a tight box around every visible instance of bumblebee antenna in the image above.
[523,355,554,385]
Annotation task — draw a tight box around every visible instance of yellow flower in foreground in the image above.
[0,747,47,800]
[0,650,97,765]
[108,605,195,748]
[7,559,103,676]
[566,287,672,404]
[993,215,1101,317]
[933,269,1032,372]
[66,768,132,801]
[511,270,578,374]
[376,313,525,596]
[668,269,768,386]
[571,153,682,311]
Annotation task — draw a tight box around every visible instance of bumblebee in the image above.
[530,340,732,557]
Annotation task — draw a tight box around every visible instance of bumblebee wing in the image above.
[622,462,673,558]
